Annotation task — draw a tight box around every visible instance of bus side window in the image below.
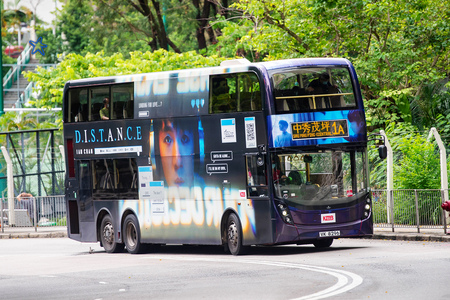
[90,87,110,121]
[238,73,261,112]
[210,75,236,113]
[68,88,88,122]
[112,83,134,120]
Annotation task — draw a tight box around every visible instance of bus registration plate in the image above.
[319,230,341,237]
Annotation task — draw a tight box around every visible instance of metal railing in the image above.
[1,196,66,232]
[372,189,448,233]
[0,190,448,234]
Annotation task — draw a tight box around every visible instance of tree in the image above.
[57,0,237,55]
[58,0,95,54]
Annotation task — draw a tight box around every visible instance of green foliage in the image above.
[58,0,95,54]
[369,122,450,190]
[393,135,440,190]
[34,27,63,64]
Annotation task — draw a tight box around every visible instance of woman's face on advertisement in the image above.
[159,120,194,187]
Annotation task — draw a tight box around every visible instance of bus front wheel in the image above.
[100,215,124,253]
[313,239,333,248]
[123,214,144,254]
[227,213,246,255]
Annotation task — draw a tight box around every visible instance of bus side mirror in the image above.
[378,145,387,160]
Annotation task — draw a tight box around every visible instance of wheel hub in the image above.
[103,223,114,245]
[228,221,238,247]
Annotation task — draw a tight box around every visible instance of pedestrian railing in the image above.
[0,196,66,232]
[372,189,448,233]
[1,191,448,233]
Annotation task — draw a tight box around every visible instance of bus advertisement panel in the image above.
[66,112,271,250]
[268,109,367,148]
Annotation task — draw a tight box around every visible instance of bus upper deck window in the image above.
[210,73,261,114]
[112,83,134,119]
[273,67,356,113]
[90,87,110,121]
[68,88,87,122]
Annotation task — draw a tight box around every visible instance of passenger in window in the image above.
[100,97,110,120]
[307,74,339,108]
[307,74,335,94]
[272,157,287,185]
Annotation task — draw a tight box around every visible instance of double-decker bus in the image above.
[62,58,371,255]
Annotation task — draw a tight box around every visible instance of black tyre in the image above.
[123,214,144,254]
[313,238,333,248]
[100,215,124,253]
[227,213,246,255]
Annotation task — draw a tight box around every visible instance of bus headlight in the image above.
[364,198,371,218]
[275,201,294,225]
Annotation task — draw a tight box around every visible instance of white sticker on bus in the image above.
[244,117,257,148]
[321,213,336,223]
[221,118,236,143]
[94,146,142,156]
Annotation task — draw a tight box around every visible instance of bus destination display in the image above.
[291,119,348,140]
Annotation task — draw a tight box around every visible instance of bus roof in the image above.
[255,57,352,71]
[64,57,352,88]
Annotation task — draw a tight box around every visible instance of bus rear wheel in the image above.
[100,215,124,253]
[227,213,246,256]
[123,215,144,254]
[123,214,144,254]
[313,239,333,248]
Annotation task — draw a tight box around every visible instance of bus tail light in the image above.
[275,200,294,225]
[66,139,75,178]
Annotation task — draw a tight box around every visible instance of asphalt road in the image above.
[0,238,448,299]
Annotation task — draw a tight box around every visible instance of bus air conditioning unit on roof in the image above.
[220,58,251,67]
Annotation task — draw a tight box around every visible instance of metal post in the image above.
[51,131,56,195]
[428,128,449,228]
[380,130,394,231]
[1,146,15,225]
[33,196,37,232]
[21,132,26,191]
[414,190,420,233]
[36,131,42,197]
[390,190,395,232]
[442,190,447,235]
[1,197,3,233]
[59,145,65,163]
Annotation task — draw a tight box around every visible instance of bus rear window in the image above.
[272,67,356,113]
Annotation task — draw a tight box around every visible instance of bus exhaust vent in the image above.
[220,58,251,67]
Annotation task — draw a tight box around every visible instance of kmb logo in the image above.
[321,213,336,223]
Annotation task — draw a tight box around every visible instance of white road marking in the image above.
[141,256,363,300]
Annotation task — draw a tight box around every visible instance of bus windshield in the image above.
[272,149,368,207]
[271,66,356,113]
